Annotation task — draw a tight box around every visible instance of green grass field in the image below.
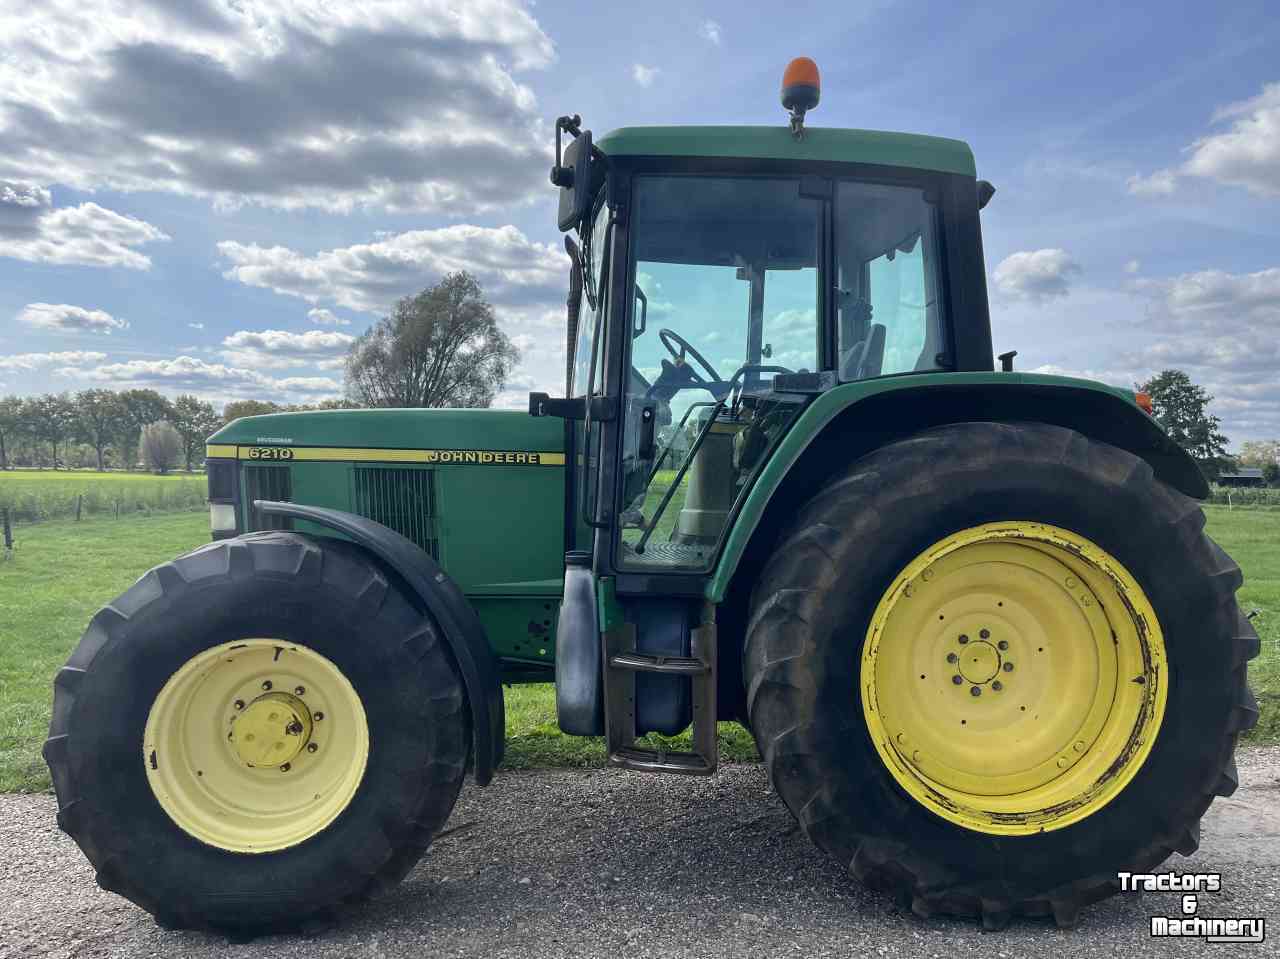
[0,470,206,523]
[1,506,1275,792]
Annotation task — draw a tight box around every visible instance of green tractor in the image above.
[47,59,1257,933]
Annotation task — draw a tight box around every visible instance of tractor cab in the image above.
[538,76,994,583]
[534,59,999,769]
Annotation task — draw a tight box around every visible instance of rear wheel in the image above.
[45,532,469,933]
[744,422,1259,927]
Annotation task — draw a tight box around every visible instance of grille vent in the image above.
[353,467,438,558]
[243,465,293,531]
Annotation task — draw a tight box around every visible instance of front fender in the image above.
[256,501,504,785]
[708,372,1205,603]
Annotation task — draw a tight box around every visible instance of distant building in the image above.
[1219,467,1265,488]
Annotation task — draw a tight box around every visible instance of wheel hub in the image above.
[957,640,1000,685]
[230,692,313,767]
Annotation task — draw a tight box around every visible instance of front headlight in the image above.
[210,503,238,534]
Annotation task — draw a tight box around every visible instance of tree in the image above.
[223,399,281,423]
[117,389,174,470]
[1238,440,1280,468]
[0,395,26,470]
[1263,462,1280,487]
[75,389,124,471]
[1140,370,1230,480]
[31,393,79,468]
[172,395,222,471]
[141,420,183,474]
[345,271,519,408]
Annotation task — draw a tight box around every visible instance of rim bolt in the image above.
[295,686,306,696]
[992,680,1003,691]
[1003,662,1014,672]
[958,634,969,645]
[280,763,291,772]
[307,742,319,753]
[314,711,325,721]
[970,686,982,697]
[979,629,990,639]
[262,680,273,691]
[952,675,964,685]
[997,640,1009,651]
[946,653,959,664]
[233,699,245,711]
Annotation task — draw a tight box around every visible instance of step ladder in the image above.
[602,603,718,775]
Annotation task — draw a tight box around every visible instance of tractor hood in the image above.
[209,407,564,461]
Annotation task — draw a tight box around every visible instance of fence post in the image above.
[2,507,12,556]
[76,494,83,522]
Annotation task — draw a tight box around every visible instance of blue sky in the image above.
[2,0,1277,443]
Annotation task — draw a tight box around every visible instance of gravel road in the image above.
[3,747,1278,959]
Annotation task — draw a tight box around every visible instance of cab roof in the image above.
[596,126,976,178]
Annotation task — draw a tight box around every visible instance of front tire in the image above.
[744,422,1259,927]
[45,532,469,933]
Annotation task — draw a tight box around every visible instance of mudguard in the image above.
[709,372,1208,603]
[255,500,504,785]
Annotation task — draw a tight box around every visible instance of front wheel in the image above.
[744,422,1259,927]
[45,532,470,933]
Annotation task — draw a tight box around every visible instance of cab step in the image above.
[602,603,718,776]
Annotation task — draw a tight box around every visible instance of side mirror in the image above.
[552,121,595,232]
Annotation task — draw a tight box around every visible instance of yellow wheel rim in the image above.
[861,522,1166,835]
[144,639,369,853]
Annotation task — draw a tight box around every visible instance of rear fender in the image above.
[256,501,504,785]
[709,372,1205,604]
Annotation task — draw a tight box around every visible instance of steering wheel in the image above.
[658,328,726,390]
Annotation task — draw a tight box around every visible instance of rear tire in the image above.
[744,422,1259,927]
[45,532,469,934]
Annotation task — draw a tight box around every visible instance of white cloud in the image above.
[1124,259,1141,274]
[700,20,722,45]
[992,249,1081,302]
[17,302,128,334]
[1124,265,1280,441]
[0,350,106,371]
[1127,82,1280,198]
[221,328,355,370]
[632,64,659,88]
[0,180,169,268]
[188,322,204,330]
[218,224,565,314]
[307,307,349,327]
[0,1,556,215]
[1184,82,1280,196]
[67,355,341,400]
[1126,168,1179,197]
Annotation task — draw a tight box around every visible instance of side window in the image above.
[572,200,611,397]
[835,182,945,381]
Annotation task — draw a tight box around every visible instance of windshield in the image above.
[619,176,820,569]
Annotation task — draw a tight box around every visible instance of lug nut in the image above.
[280,763,291,772]
[233,699,245,710]
[952,675,964,685]
[946,653,959,664]
[997,640,1009,651]
[295,686,306,696]
[992,680,1003,691]
[307,743,318,753]
[979,629,990,639]
[970,686,982,697]
[1003,662,1014,672]
[958,634,969,644]
[314,711,324,721]
[262,680,273,691]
